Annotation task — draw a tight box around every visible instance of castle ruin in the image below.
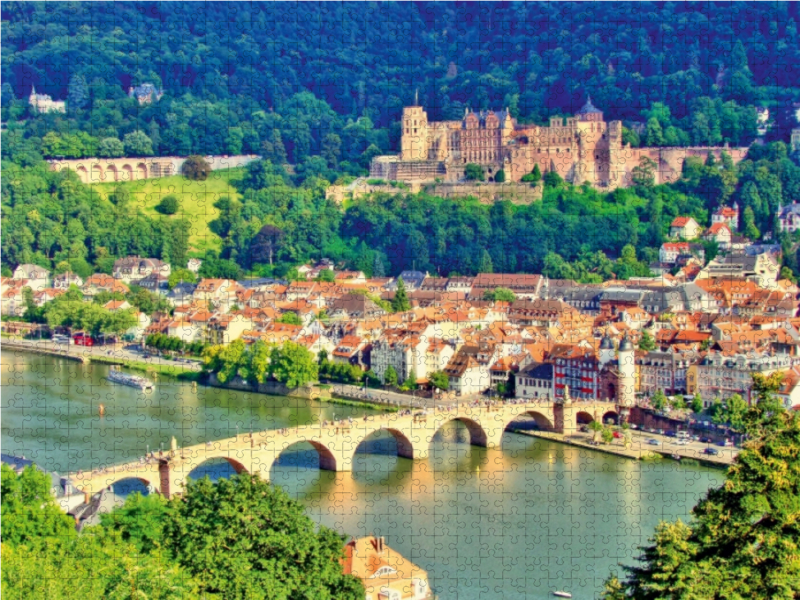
[371,98,749,190]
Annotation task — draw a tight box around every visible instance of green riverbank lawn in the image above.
[92,168,244,254]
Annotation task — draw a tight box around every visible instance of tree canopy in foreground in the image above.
[601,373,800,599]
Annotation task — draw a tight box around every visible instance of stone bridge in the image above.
[70,399,619,499]
[48,154,260,184]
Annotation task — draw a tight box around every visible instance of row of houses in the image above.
[4,252,800,407]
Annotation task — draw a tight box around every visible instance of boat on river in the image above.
[106,366,154,390]
[552,592,572,598]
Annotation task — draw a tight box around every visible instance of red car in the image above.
[613,431,622,438]
[72,333,95,346]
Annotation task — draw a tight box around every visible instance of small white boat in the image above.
[107,366,154,390]
[553,592,572,598]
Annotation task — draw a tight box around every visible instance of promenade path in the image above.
[71,398,619,498]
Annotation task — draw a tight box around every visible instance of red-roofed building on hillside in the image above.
[702,222,732,248]
[670,216,701,240]
[711,203,739,229]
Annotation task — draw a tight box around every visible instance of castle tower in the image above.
[401,104,429,161]
[607,120,623,188]
[617,334,636,409]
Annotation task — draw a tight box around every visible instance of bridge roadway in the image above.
[71,399,619,499]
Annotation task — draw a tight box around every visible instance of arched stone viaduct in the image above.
[47,155,261,184]
[71,399,619,499]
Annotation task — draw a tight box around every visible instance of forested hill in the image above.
[3,2,800,163]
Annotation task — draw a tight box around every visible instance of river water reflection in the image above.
[2,354,725,599]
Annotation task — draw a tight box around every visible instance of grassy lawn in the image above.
[92,168,244,254]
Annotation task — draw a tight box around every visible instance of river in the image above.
[2,353,725,599]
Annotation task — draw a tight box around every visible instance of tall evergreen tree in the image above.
[391,276,411,312]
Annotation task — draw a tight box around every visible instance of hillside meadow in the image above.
[92,168,245,254]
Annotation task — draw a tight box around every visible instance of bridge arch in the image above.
[433,417,488,447]
[121,164,133,181]
[273,439,338,472]
[91,163,104,182]
[76,165,88,183]
[187,456,249,482]
[110,476,155,496]
[576,410,595,425]
[136,162,147,180]
[505,410,555,432]
[355,427,415,460]
[602,410,619,425]
[106,164,119,182]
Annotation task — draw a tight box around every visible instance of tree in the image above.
[270,341,318,388]
[651,390,668,411]
[478,249,494,273]
[645,117,664,147]
[464,163,485,181]
[742,206,760,240]
[372,253,386,278]
[100,492,174,554]
[403,368,418,390]
[631,156,657,187]
[249,224,284,266]
[168,268,197,288]
[97,137,124,157]
[67,74,89,110]
[482,287,516,302]
[156,194,180,215]
[316,268,336,282]
[588,419,604,441]
[391,277,411,312]
[712,392,749,431]
[276,311,302,326]
[543,170,563,188]
[123,130,154,156]
[384,365,399,387]
[601,427,614,444]
[1,464,76,546]
[163,473,363,599]
[602,374,800,599]
[691,393,704,414]
[182,155,211,181]
[429,370,449,392]
[638,330,656,351]
[521,164,542,183]
[494,168,506,183]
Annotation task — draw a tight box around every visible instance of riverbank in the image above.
[2,341,89,363]
[328,393,399,412]
[512,429,734,467]
[88,355,201,381]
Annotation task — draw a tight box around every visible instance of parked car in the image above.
[612,431,622,439]
[666,431,676,438]
[647,439,660,446]
[717,439,730,447]
[700,436,712,443]
[675,439,689,446]
[703,447,720,456]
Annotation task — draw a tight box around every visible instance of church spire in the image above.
[415,88,419,106]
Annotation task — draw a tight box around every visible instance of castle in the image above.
[28,86,66,113]
[371,98,749,190]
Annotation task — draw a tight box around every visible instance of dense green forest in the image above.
[2,2,800,167]
[2,2,800,280]
[5,142,799,281]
